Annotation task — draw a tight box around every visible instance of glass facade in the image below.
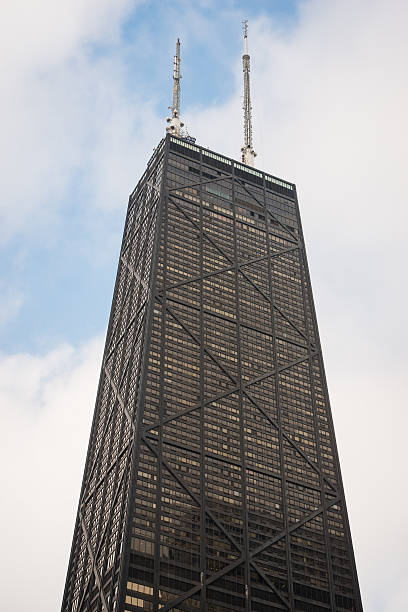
[62,135,362,611]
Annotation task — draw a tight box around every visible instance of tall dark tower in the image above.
[62,38,362,612]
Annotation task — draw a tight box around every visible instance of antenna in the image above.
[241,20,256,166]
[166,38,184,136]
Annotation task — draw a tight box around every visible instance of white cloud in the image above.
[331,367,408,611]
[0,0,161,244]
[0,336,103,611]
[1,0,134,72]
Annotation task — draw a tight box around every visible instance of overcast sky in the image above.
[1,1,407,610]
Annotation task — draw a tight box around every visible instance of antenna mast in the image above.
[166,38,184,136]
[241,21,256,166]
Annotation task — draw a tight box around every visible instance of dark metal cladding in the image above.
[62,134,362,612]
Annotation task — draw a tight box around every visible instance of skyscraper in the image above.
[62,33,362,612]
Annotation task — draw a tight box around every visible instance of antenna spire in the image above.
[166,38,184,136]
[241,21,256,166]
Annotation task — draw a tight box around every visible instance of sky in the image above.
[0,0,407,609]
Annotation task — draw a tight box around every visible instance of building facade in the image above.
[62,134,362,612]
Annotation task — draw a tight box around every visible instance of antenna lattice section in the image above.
[241,20,256,166]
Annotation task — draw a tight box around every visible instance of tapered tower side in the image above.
[61,140,167,612]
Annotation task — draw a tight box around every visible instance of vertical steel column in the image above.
[153,176,168,609]
[231,169,251,611]
[262,175,295,609]
[199,149,207,610]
